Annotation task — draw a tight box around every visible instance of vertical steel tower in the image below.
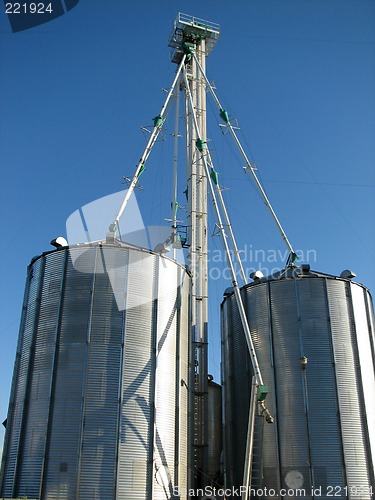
[168,13,220,489]
[62,13,224,492]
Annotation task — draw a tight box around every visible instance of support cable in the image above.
[182,67,265,389]
[172,75,181,260]
[110,54,187,234]
[192,53,297,266]
[204,147,247,285]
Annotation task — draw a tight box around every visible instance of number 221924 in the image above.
[5,3,53,14]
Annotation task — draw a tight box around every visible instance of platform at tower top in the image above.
[168,13,220,64]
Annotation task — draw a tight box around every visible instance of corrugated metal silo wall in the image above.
[221,275,375,499]
[0,244,191,500]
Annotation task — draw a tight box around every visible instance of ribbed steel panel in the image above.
[43,249,94,500]
[297,279,344,491]
[327,280,374,495]
[17,251,66,499]
[246,283,279,491]
[221,285,248,490]
[1,256,44,498]
[269,280,313,499]
[153,257,178,500]
[222,272,375,499]
[351,283,375,480]
[365,288,375,475]
[117,249,155,500]
[0,243,190,500]
[178,271,190,500]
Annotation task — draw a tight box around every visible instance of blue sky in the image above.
[0,0,374,454]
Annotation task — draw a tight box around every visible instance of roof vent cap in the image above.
[250,270,264,281]
[301,264,310,275]
[340,269,356,280]
[50,237,68,248]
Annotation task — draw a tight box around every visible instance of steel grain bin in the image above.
[0,242,191,500]
[221,267,375,499]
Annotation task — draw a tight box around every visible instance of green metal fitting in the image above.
[256,385,268,401]
[153,115,163,128]
[210,168,219,186]
[137,163,145,178]
[171,200,179,216]
[220,109,229,123]
[196,138,205,152]
[183,42,195,54]
[290,252,298,263]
